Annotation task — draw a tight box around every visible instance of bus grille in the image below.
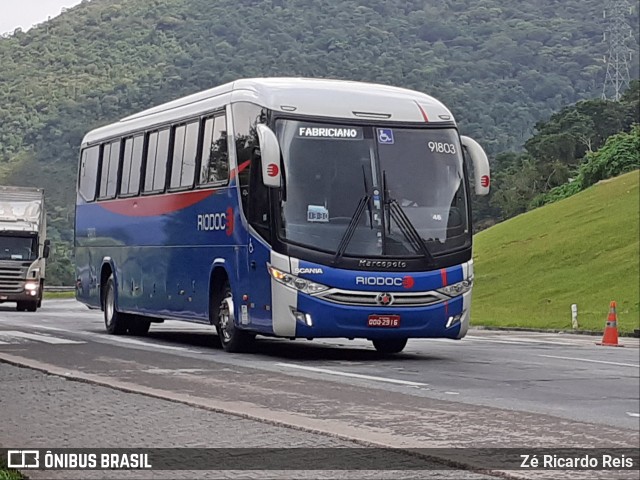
[316,289,448,307]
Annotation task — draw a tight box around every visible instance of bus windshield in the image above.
[276,120,470,259]
[0,234,37,261]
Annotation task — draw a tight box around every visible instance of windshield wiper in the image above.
[333,167,372,265]
[382,170,436,266]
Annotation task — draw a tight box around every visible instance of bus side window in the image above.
[120,138,134,195]
[199,114,228,186]
[248,149,271,241]
[79,146,100,202]
[170,121,199,189]
[128,136,144,195]
[232,102,270,241]
[121,135,144,196]
[99,140,120,200]
[144,129,170,193]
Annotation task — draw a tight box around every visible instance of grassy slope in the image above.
[472,170,639,333]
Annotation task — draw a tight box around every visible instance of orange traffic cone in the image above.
[597,301,623,347]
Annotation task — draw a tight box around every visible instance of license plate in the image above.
[367,314,400,328]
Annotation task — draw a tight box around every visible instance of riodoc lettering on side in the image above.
[197,213,226,231]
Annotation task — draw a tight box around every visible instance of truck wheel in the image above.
[215,282,254,353]
[104,275,128,335]
[16,302,26,312]
[372,338,407,354]
[26,301,38,312]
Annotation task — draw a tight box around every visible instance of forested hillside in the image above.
[0,0,638,283]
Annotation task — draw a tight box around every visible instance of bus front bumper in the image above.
[284,289,471,340]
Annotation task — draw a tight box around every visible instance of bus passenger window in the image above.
[144,129,169,193]
[144,132,158,192]
[107,140,120,198]
[199,115,228,185]
[79,146,99,202]
[120,138,134,195]
[99,143,111,199]
[128,136,144,195]
[170,121,199,189]
[99,140,120,200]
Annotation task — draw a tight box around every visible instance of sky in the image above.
[1,0,83,34]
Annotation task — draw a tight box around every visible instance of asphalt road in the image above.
[0,299,638,478]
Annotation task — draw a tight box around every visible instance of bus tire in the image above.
[104,275,128,335]
[372,338,407,354]
[215,282,254,353]
[128,317,151,336]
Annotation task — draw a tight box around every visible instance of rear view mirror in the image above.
[43,239,51,259]
[256,124,282,188]
[461,136,490,196]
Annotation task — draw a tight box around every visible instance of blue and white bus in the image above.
[75,78,490,354]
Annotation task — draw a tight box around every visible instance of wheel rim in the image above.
[218,295,235,343]
[105,286,114,327]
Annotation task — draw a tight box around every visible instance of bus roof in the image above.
[82,78,456,146]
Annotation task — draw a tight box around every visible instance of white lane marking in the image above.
[444,391,460,395]
[33,325,68,332]
[0,330,85,345]
[106,336,198,353]
[538,354,640,368]
[0,340,8,345]
[466,338,540,346]
[466,335,575,346]
[277,362,429,387]
[626,412,640,418]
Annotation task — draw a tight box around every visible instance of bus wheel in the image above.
[372,338,407,354]
[216,283,254,353]
[128,317,151,336]
[104,275,128,335]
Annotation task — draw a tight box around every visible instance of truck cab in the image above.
[0,186,50,312]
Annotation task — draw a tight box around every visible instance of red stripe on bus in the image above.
[415,102,429,122]
[230,160,251,180]
[99,189,215,217]
[440,268,448,286]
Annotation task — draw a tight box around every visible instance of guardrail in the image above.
[44,286,75,292]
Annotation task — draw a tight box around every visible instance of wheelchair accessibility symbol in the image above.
[377,128,394,144]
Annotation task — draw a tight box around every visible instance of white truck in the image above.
[0,186,50,311]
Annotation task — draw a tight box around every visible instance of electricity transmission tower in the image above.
[602,0,634,100]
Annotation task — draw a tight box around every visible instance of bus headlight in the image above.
[268,265,329,295]
[437,278,473,297]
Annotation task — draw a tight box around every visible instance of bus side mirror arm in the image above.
[461,136,490,196]
[256,124,282,188]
